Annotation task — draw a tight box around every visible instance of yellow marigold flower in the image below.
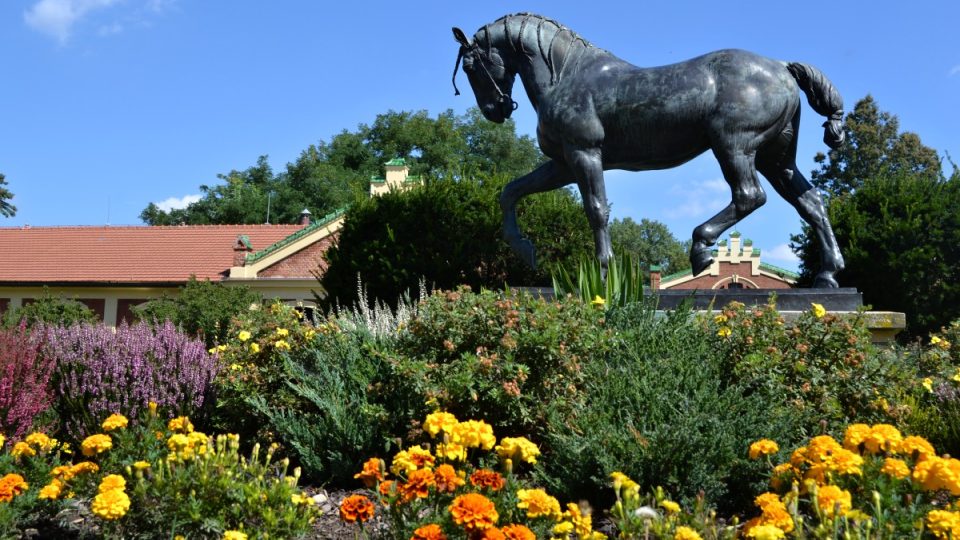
[69,461,99,476]
[717,326,732,338]
[133,461,151,471]
[811,303,826,318]
[926,509,960,540]
[238,330,251,341]
[229,363,243,371]
[828,448,864,476]
[0,474,29,503]
[353,457,384,487]
[516,488,561,519]
[11,441,36,458]
[81,434,113,457]
[495,437,541,464]
[880,457,911,479]
[38,480,63,500]
[900,435,937,460]
[674,526,703,540]
[451,420,496,450]
[554,521,575,535]
[25,432,58,452]
[411,523,448,540]
[770,463,795,491]
[562,502,596,538]
[842,423,871,451]
[250,343,260,353]
[424,411,458,437]
[450,493,499,533]
[591,295,606,307]
[864,424,902,454]
[304,329,317,340]
[952,368,960,383]
[276,328,289,337]
[501,524,536,540]
[435,442,467,462]
[0,434,4,448]
[816,485,852,518]
[91,489,130,520]
[168,416,194,433]
[660,500,680,513]
[223,531,248,540]
[923,378,935,392]
[805,435,842,462]
[914,456,960,494]
[390,445,435,475]
[339,494,375,523]
[757,498,794,533]
[713,314,728,324]
[749,439,779,460]
[148,401,158,416]
[291,492,314,506]
[50,465,74,481]
[98,474,126,493]
[101,413,129,432]
[745,524,785,540]
[274,339,291,350]
[932,335,943,345]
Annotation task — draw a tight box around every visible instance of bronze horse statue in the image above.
[453,13,846,287]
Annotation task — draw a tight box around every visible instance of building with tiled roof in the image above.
[649,232,797,290]
[0,209,345,326]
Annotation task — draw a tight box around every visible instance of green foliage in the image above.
[609,217,690,276]
[551,252,645,308]
[538,303,800,515]
[376,288,613,442]
[0,173,15,218]
[2,287,97,328]
[318,175,592,309]
[140,108,543,226]
[134,277,262,347]
[903,321,960,457]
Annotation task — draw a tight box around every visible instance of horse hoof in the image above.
[812,272,839,288]
[690,247,713,275]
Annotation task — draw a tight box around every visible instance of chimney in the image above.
[298,208,312,226]
[649,264,662,290]
[233,235,253,266]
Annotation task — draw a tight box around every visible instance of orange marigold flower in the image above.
[0,474,29,503]
[842,424,871,451]
[38,480,63,500]
[340,494,375,523]
[816,485,852,518]
[10,442,35,458]
[167,416,194,434]
[501,524,536,540]
[434,464,465,493]
[478,528,506,540]
[880,458,911,479]
[70,461,100,476]
[900,436,937,460]
[354,458,385,487]
[379,480,397,498]
[449,493,499,533]
[25,432,58,452]
[98,474,126,493]
[470,469,506,491]
[411,524,448,540]
[400,469,436,501]
[749,439,779,460]
[864,424,902,454]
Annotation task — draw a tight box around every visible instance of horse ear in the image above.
[452,27,471,47]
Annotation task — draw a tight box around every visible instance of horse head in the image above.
[452,27,518,123]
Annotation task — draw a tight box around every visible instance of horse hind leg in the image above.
[499,160,575,269]
[757,117,844,288]
[690,147,767,275]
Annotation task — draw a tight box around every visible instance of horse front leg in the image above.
[499,160,574,269]
[564,146,613,276]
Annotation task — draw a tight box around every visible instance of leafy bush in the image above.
[539,303,800,515]
[2,288,97,328]
[41,321,218,439]
[376,287,614,442]
[0,324,55,440]
[0,408,317,539]
[903,325,960,457]
[135,277,262,347]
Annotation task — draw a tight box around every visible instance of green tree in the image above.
[0,173,16,218]
[609,217,690,275]
[135,277,262,347]
[317,175,592,309]
[791,95,959,337]
[140,108,542,225]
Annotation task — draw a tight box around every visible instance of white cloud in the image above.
[155,194,201,212]
[24,0,122,43]
[664,177,728,219]
[950,65,960,77]
[764,243,800,266]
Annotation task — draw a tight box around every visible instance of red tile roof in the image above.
[0,225,307,283]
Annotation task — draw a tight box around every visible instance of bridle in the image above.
[452,42,519,117]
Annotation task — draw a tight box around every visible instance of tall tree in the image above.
[0,173,16,218]
[609,217,690,275]
[791,95,959,337]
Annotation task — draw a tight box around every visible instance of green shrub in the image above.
[538,303,800,515]
[903,324,960,456]
[551,252,645,308]
[2,287,97,328]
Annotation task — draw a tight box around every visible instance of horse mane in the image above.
[475,13,593,85]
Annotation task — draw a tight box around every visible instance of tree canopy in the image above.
[609,217,690,275]
[0,173,16,218]
[792,95,959,338]
[140,109,542,225]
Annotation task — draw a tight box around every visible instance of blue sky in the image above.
[1,1,958,270]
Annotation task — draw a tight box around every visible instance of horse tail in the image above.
[786,62,845,149]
